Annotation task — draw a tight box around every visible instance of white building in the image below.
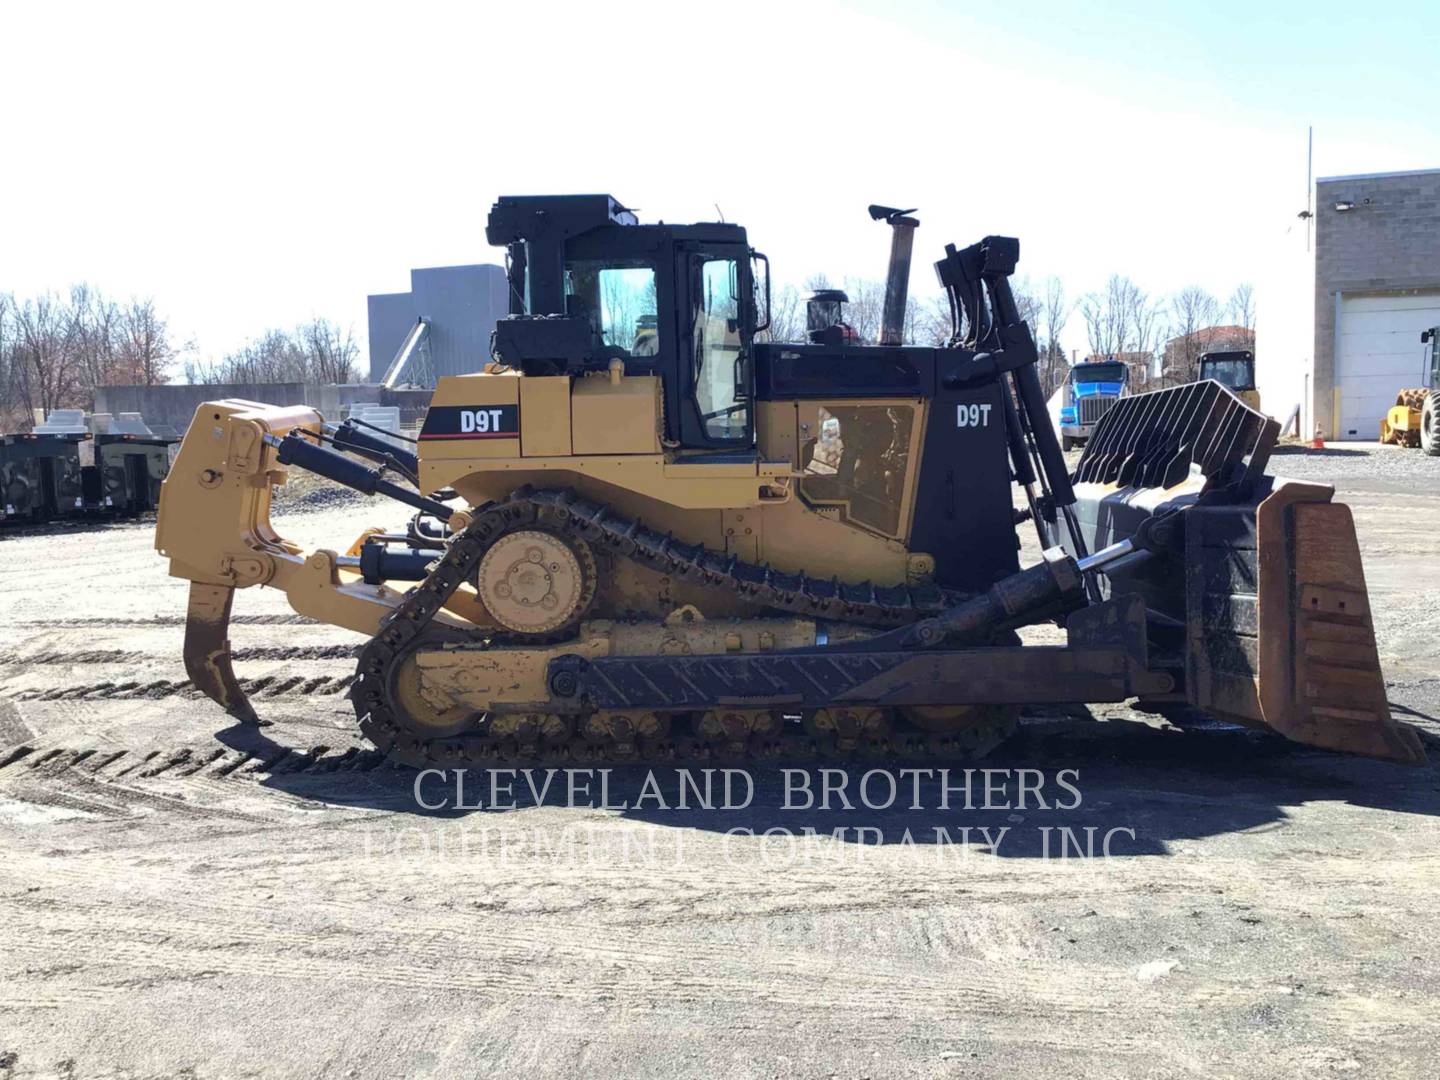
[1257,168,1440,440]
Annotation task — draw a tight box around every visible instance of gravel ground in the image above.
[0,447,1437,1078]
[1269,440,1440,491]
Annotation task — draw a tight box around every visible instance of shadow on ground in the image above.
[212,711,1440,859]
[0,518,143,540]
[1270,445,1368,457]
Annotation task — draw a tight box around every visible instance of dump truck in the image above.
[1380,328,1440,455]
[155,194,1424,767]
[1053,359,1129,450]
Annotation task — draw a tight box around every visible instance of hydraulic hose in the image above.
[265,432,453,519]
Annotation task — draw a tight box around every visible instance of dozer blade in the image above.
[1071,381,1426,765]
[1197,482,1426,765]
[183,581,259,725]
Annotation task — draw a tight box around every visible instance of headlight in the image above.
[1059,407,1077,424]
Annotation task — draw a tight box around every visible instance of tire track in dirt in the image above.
[0,700,32,745]
[0,899,1162,1027]
[1,756,292,825]
[0,645,359,666]
[2,899,1429,1053]
[1,674,355,702]
[11,614,319,628]
[0,742,390,783]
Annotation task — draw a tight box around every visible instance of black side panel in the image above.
[755,343,934,399]
[909,381,1020,591]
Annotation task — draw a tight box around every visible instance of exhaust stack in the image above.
[869,204,919,346]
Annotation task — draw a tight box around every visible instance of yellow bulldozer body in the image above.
[155,382,1424,767]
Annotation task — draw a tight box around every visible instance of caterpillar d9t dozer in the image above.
[155,195,1425,767]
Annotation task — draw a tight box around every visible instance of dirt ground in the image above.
[1,444,1438,1078]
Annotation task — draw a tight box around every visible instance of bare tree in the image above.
[0,294,19,429]
[1077,275,1167,386]
[202,329,304,384]
[299,317,359,384]
[761,284,806,343]
[10,292,80,418]
[905,291,952,347]
[1008,274,1043,333]
[68,284,121,393]
[1128,286,1167,389]
[1164,286,1222,383]
[193,319,360,385]
[1228,283,1255,330]
[117,299,176,386]
[0,285,179,427]
[1035,276,1071,393]
[1080,275,1137,359]
[840,278,884,345]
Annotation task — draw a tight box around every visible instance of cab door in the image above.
[675,244,755,449]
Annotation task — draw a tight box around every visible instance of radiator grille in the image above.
[1078,396,1116,425]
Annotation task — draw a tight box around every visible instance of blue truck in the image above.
[1053,360,1130,451]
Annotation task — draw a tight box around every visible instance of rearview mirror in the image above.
[751,251,771,333]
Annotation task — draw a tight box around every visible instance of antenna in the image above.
[1306,126,1313,252]
[714,203,725,223]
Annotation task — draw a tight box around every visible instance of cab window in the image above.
[564,259,658,356]
[801,404,917,537]
[692,256,748,440]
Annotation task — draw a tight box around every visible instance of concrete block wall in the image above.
[1312,169,1440,436]
[95,384,434,434]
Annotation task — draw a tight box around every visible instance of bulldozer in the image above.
[1379,328,1440,455]
[154,195,1425,767]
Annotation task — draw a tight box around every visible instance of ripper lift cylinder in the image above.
[326,420,419,479]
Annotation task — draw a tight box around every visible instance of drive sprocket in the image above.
[475,527,597,637]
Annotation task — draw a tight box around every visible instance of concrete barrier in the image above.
[95,384,434,434]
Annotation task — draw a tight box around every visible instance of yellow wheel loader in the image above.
[1380,328,1440,454]
[155,196,1424,767]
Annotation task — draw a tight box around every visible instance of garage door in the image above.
[1335,292,1440,438]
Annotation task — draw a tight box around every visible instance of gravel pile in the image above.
[272,479,366,513]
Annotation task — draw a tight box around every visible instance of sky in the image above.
[1,0,1437,367]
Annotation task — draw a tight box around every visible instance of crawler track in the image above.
[351,489,1012,768]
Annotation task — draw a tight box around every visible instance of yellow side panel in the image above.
[572,375,661,455]
[430,373,519,407]
[520,376,572,457]
[421,374,520,463]
[722,507,760,562]
[756,400,797,463]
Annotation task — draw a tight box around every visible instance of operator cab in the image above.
[486,194,766,452]
[1198,350,1256,394]
[1419,328,1439,390]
